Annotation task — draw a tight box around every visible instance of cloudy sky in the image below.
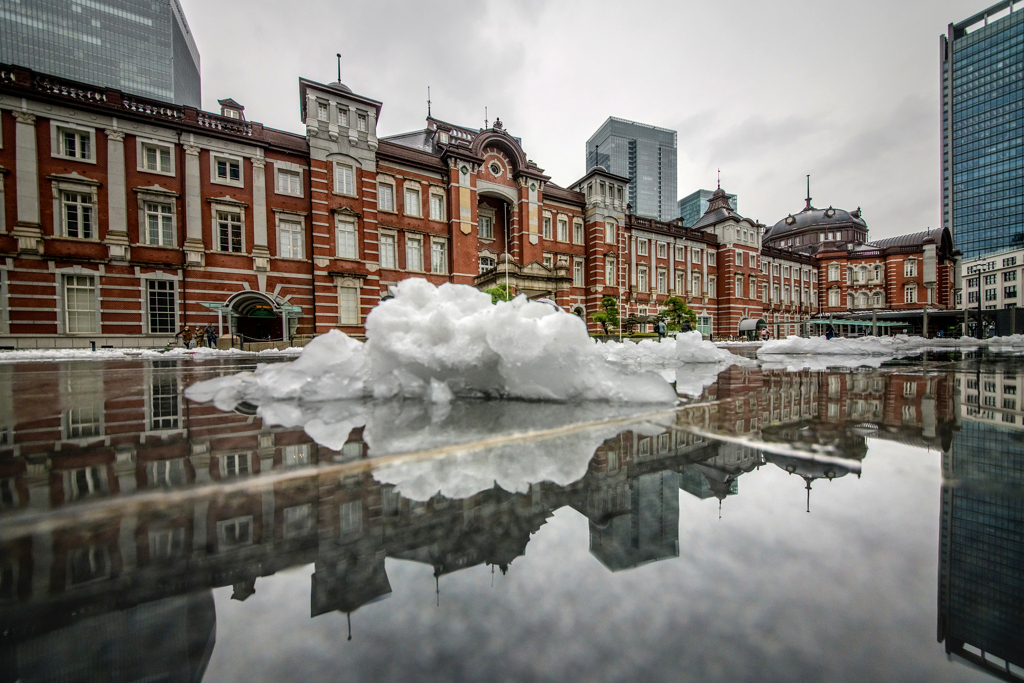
[180,0,982,239]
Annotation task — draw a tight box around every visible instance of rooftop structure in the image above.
[586,117,677,222]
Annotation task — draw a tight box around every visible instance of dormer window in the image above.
[317,102,329,122]
[218,98,245,120]
[439,131,449,144]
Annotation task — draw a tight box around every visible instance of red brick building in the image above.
[0,64,959,347]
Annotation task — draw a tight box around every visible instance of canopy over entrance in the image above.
[200,291,302,341]
[738,318,766,332]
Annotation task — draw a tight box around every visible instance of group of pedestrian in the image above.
[175,324,218,349]
[760,328,772,342]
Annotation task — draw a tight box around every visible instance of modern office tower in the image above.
[586,117,677,221]
[940,1,1024,260]
[678,188,738,227]
[0,0,201,107]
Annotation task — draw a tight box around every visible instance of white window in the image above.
[873,292,883,306]
[904,283,917,303]
[282,445,311,468]
[904,259,917,277]
[574,259,585,287]
[544,216,553,240]
[692,273,701,295]
[543,253,553,268]
[339,286,359,325]
[657,242,667,258]
[557,218,569,242]
[828,288,840,307]
[692,248,701,264]
[64,275,97,333]
[213,156,242,185]
[334,163,355,195]
[357,113,368,132]
[828,264,840,281]
[338,107,349,127]
[638,239,648,256]
[147,280,175,333]
[708,252,716,266]
[638,267,648,291]
[218,516,252,547]
[574,221,584,245]
[430,193,445,221]
[406,235,423,271]
[431,239,448,274]
[479,255,496,273]
[379,233,397,269]
[340,501,363,534]
[657,269,666,293]
[737,251,744,268]
[676,272,686,293]
[336,218,357,259]
[277,169,301,196]
[605,258,616,285]
[62,192,94,239]
[479,215,494,239]
[605,221,616,244]
[378,182,395,211]
[278,220,303,259]
[216,211,242,253]
[676,245,685,261]
[59,128,92,160]
[317,101,329,121]
[736,275,744,298]
[145,202,174,246]
[404,186,421,216]
[141,143,172,173]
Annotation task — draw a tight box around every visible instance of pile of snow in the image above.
[0,345,303,363]
[757,334,984,357]
[186,279,677,406]
[257,399,665,501]
[600,332,748,367]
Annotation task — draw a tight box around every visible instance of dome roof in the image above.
[766,205,866,240]
[328,81,353,94]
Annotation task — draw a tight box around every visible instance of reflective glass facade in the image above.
[942,3,1024,260]
[678,188,738,227]
[0,0,200,107]
[586,117,677,221]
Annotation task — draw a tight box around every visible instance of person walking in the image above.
[656,320,666,340]
[205,324,218,349]
[176,325,194,349]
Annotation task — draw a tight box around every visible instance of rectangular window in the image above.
[339,286,359,325]
[904,260,917,277]
[638,267,648,291]
[338,108,349,127]
[544,216,553,240]
[968,291,979,303]
[430,194,445,221]
[406,235,423,271]
[1005,271,1018,282]
[606,222,616,244]
[62,192,94,239]
[638,239,648,256]
[145,202,174,246]
[379,233,396,269]
[317,101,329,121]
[215,157,241,183]
[737,251,744,268]
[334,163,355,195]
[574,259,584,287]
[340,500,363,534]
[142,143,171,173]
[708,252,716,266]
[378,183,394,211]
[404,187,421,216]
[61,129,91,160]
[692,248,701,264]
[1004,257,1018,267]
[574,221,584,245]
[479,215,494,239]
[543,253,552,269]
[150,372,179,430]
[557,219,569,242]
[692,273,701,295]
[985,274,997,285]
[65,275,97,333]
[277,169,301,195]
[147,280,175,333]
[336,219,357,259]
[217,211,242,252]
[1006,286,1018,299]
[357,113,368,132]
[431,239,448,274]
[606,258,616,285]
[279,220,303,259]
[675,245,685,261]
[656,242,666,258]
[905,285,917,303]
[828,264,839,281]
[657,269,666,293]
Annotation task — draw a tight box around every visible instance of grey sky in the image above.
[180,0,980,240]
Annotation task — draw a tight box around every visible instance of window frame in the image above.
[404,184,422,217]
[273,160,305,198]
[430,238,448,274]
[334,162,356,196]
[134,186,179,248]
[429,192,446,222]
[276,214,305,260]
[335,215,358,259]
[137,139,175,176]
[573,220,584,245]
[574,258,585,287]
[211,153,244,187]
[378,231,397,270]
[60,190,97,240]
[377,180,396,212]
[338,281,361,326]
[543,215,553,240]
[50,122,96,164]
[557,217,569,242]
[63,273,99,334]
[405,234,424,272]
[146,278,178,334]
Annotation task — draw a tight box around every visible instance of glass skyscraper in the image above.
[586,117,677,222]
[0,0,201,107]
[941,1,1024,260]
[678,188,738,227]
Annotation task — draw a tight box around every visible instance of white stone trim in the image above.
[209,151,245,188]
[135,137,176,177]
[49,120,97,164]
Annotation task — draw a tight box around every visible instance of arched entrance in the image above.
[226,291,282,342]
[738,317,767,340]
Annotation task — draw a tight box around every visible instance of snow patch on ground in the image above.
[0,346,302,363]
[186,279,677,406]
[757,334,984,357]
[601,332,751,366]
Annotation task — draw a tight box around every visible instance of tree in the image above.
[590,295,620,334]
[485,284,514,304]
[662,296,697,331]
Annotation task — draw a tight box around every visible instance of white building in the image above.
[961,246,1024,310]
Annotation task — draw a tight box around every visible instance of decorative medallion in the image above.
[460,165,469,175]
[490,162,501,176]
[530,183,537,192]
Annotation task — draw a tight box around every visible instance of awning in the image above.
[738,318,765,331]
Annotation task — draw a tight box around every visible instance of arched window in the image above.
[857,292,869,308]
[858,266,869,283]
[479,255,495,273]
[873,291,883,307]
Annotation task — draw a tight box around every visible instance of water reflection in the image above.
[0,358,1020,680]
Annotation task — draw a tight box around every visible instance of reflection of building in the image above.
[586,117,678,221]
[937,420,1024,679]
[0,0,201,107]
[940,2,1024,259]
[588,470,681,572]
[958,365,1024,430]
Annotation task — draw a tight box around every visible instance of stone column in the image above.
[348,106,358,145]
[104,129,130,261]
[251,156,270,272]
[183,144,204,266]
[12,111,42,253]
[367,111,378,151]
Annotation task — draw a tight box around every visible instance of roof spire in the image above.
[717,168,721,190]
[427,86,431,117]
[347,612,352,641]
[805,174,813,211]
[804,476,812,513]
[336,53,341,83]
[485,106,488,130]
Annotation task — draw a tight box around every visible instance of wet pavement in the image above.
[0,353,1021,682]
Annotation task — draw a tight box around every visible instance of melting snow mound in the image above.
[601,332,747,366]
[186,279,677,406]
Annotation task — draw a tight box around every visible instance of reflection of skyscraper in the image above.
[937,420,1024,678]
[589,471,680,571]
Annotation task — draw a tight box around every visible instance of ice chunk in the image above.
[601,332,750,367]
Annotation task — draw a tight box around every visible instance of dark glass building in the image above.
[586,117,677,221]
[678,188,738,227]
[0,0,201,107]
[940,2,1024,260]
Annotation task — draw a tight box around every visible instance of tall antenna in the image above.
[804,174,813,210]
[336,53,341,82]
[717,168,721,189]
[427,86,431,117]
[485,106,488,129]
